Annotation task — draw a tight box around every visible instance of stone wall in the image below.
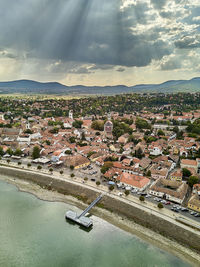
[1,166,200,252]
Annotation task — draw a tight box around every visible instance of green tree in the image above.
[146,170,151,177]
[37,165,42,170]
[158,203,164,209]
[0,146,4,156]
[71,173,75,178]
[96,181,100,186]
[109,185,114,191]
[70,165,74,170]
[188,176,199,188]
[182,168,191,178]
[60,170,64,175]
[157,129,165,136]
[125,190,130,196]
[101,162,113,174]
[72,120,83,129]
[139,196,145,202]
[32,146,40,159]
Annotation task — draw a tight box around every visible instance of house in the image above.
[180,159,197,172]
[169,169,182,182]
[66,155,90,169]
[117,172,150,192]
[188,193,200,212]
[149,178,188,204]
[149,145,162,156]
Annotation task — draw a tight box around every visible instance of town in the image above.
[0,93,200,223]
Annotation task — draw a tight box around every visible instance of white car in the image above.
[117,192,123,197]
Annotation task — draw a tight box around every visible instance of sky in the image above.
[0,0,200,86]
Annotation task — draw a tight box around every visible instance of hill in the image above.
[0,77,200,95]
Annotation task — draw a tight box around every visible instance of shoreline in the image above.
[1,174,200,266]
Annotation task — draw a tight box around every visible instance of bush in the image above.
[139,196,145,201]
[7,159,10,164]
[49,168,53,173]
[96,181,100,186]
[17,162,22,165]
[37,165,42,170]
[71,173,75,178]
[27,163,31,167]
[84,177,88,181]
[158,203,164,209]
[60,170,64,175]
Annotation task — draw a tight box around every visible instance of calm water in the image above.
[0,179,190,267]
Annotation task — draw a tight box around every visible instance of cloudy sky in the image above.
[0,0,200,86]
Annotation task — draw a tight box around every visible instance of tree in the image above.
[135,147,144,159]
[71,173,75,178]
[32,146,40,159]
[72,120,83,129]
[49,168,53,173]
[96,181,100,186]
[0,146,4,156]
[182,168,191,178]
[91,120,104,131]
[125,190,130,196]
[139,196,145,202]
[69,136,76,143]
[109,185,114,191]
[60,170,64,175]
[146,170,151,177]
[7,159,10,164]
[37,165,42,170]
[84,177,88,181]
[101,162,113,174]
[188,176,199,188]
[27,163,31,167]
[6,148,13,156]
[158,203,164,209]
[17,162,21,165]
[65,150,72,155]
[14,148,22,156]
[157,129,165,136]
[70,165,74,170]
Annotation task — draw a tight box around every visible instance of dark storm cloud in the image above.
[0,0,171,68]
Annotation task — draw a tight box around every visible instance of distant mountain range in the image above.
[0,77,200,95]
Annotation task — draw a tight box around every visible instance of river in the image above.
[0,179,191,267]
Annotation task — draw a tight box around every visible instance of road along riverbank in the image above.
[0,165,200,265]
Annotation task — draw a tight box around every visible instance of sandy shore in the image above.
[1,174,200,266]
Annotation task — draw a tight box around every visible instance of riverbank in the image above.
[0,167,200,266]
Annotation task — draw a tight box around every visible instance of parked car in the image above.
[91,178,96,182]
[117,192,123,197]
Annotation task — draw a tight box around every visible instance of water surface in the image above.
[0,180,190,267]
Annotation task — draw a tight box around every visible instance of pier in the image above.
[65,194,103,228]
